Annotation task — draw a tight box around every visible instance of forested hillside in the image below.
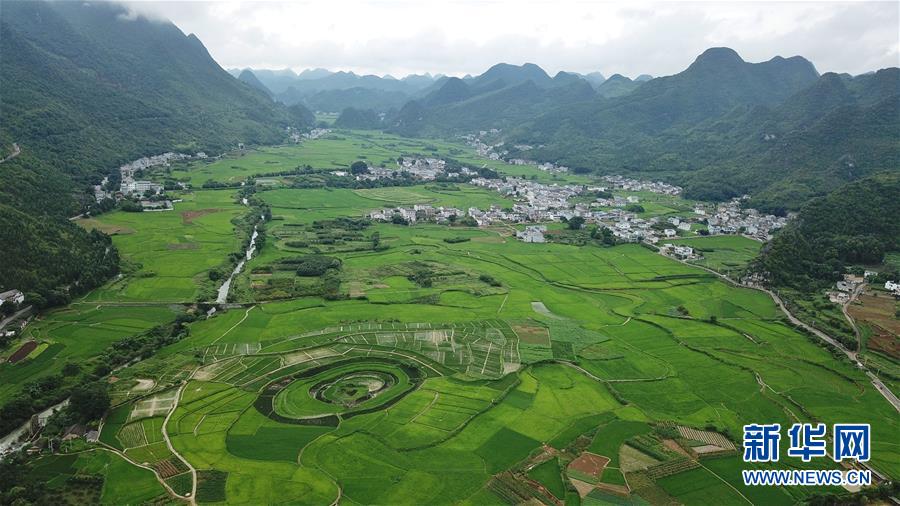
[512,51,899,211]
[753,173,900,291]
[0,203,120,308]
[0,1,307,175]
[385,47,898,212]
[0,1,311,304]
[256,69,438,111]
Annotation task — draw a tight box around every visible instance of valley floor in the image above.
[4,132,897,505]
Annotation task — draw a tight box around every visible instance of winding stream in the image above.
[216,215,263,304]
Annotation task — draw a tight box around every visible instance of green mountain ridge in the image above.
[0,0,311,302]
[753,172,900,291]
[505,50,896,211]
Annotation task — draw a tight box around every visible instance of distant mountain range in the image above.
[511,48,899,211]
[228,64,640,113]
[368,47,897,213]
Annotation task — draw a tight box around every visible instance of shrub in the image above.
[443,236,470,244]
[279,255,341,276]
[479,274,502,287]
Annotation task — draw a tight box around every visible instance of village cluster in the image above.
[599,174,682,196]
[367,166,787,257]
[91,152,204,209]
[828,273,900,304]
[351,157,478,182]
[0,290,27,339]
[290,127,331,143]
[695,197,788,240]
[463,130,570,174]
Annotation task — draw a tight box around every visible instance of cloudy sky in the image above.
[126,1,899,78]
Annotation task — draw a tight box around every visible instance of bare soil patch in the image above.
[568,452,610,481]
[569,478,595,498]
[850,293,900,335]
[850,292,899,358]
[531,301,563,319]
[348,282,365,298]
[7,341,37,363]
[76,218,135,235]
[132,379,156,392]
[867,325,900,359]
[662,439,692,458]
[181,208,220,224]
[513,324,551,345]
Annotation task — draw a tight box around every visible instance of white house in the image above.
[673,245,694,258]
[517,225,546,243]
[885,281,900,294]
[0,290,24,307]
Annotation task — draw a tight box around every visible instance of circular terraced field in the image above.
[267,358,424,421]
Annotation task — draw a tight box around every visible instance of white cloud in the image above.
[124,0,900,77]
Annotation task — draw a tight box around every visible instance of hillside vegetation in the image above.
[0,1,311,302]
[382,48,899,213]
[753,172,900,291]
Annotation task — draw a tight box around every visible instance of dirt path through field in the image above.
[163,382,197,505]
[671,257,900,414]
[211,305,256,344]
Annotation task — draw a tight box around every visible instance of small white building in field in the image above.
[517,225,546,243]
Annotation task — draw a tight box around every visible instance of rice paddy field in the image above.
[0,304,178,404]
[78,190,248,302]
[102,199,900,502]
[171,130,474,186]
[10,130,897,505]
[668,235,764,276]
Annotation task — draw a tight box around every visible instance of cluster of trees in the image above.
[479,274,502,287]
[0,203,120,308]
[443,236,471,244]
[282,255,342,277]
[753,173,899,291]
[350,160,369,175]
[0,313,194,438]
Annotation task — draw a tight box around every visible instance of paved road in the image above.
[163,382,197,505]
[0,305,33,331]
[841,283,865,344]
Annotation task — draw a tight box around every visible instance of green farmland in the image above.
[171,130,471,186]
[8,130,897,505]
[669,235,764,277]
